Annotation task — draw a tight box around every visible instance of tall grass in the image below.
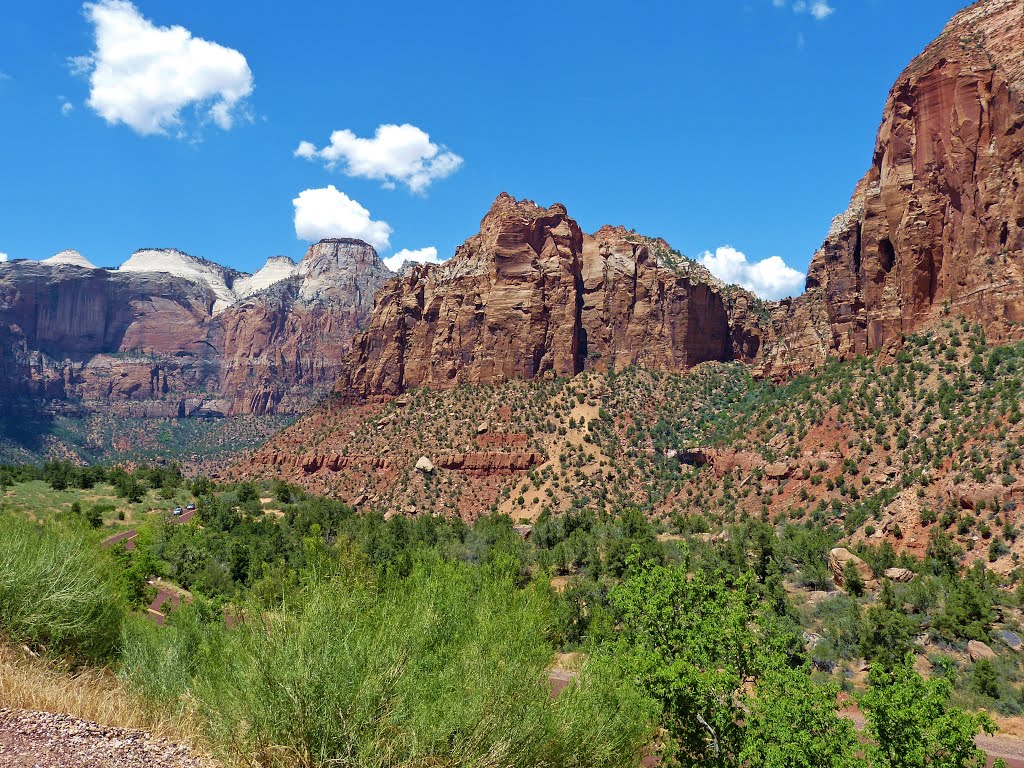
[122,554,654,768]
[0,643,198,742]
[0,514,125,662]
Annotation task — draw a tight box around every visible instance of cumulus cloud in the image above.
[0,253,8,263]
[293,186,392,250]
[73,0,253,136]
[296,124,463,193]
[383,246,440,272]
[699,246,805,300]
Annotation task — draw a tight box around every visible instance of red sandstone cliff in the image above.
[759,0,1024,375]
[6,0,1024,429]
[341,194,752,396]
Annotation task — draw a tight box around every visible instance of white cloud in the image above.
[699,246,805,300]
[296,124,463,193]
[292,186,392,250]
[776,0,834,19]
[73,0,253,136]
[809,1,835,19]
[0,253,8,263]
[384,246,440,272]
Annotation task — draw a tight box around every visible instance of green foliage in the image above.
[741,663,860,768]
[932,564,995,643]
[609,560,759,766]
[122,554,655,768]
[844,561,865,597]
[0,514,125,662]
[860,656,1004,768]
[969,659,999,700]
[859,605,914,671]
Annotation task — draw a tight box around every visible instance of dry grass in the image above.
[0,642,210,752]
[993,714,1024,739]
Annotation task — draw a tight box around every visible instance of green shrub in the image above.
[122,553,654,768]
[0,514,125,662]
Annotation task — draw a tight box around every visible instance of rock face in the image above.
[342,194,756,396]
[338,0,1024,399]
[6,1,1024,443]
[0,240,391,418]
[827,548,874,588]
[760,0,1024,375]
[217,239,390,414]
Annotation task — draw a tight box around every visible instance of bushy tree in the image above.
[741,662,860,768]
[844,561,866,597]
[610,559,757,766]
[860,656,1004,768]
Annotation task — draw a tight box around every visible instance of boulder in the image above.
[968,640,998,662]
[828,548,873,587]
[884,567,915,583]
[997,630,1023,652]
[415,456,435,473]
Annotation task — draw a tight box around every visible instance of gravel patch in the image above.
[0,708,213,768]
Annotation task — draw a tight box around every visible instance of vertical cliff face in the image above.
[761,0,1024,375]
[580,226,733,373]
[217,240,392,414]
[341,195,746,396]
[0,240,392,418]
[343,195,586,395]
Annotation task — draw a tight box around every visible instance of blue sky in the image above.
[0,0,971,298]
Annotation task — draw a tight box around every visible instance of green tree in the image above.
[860,605,913,671]
[741,662,861,768]
[844,561,865,597]
[860,656,1004,768]
[610,559,757,767]
[969,658,999,700]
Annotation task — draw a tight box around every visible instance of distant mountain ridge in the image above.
[0,239,392,419]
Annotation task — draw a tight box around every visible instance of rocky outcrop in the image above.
[264,448,541,477]
[761,0,1024,375]
[341,194,753,396]
[828,548,874,588]
[0,240,391,418]
[217,239,391,414]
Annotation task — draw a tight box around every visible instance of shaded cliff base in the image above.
[0,409,293,467]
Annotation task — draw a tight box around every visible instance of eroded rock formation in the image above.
[0,240,391,418]
[759,0,1024,375]
[341,194,757,396]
